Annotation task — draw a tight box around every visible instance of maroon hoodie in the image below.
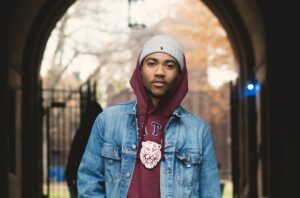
[127,54,188,198]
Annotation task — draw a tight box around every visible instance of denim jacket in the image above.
[77,101,221,198]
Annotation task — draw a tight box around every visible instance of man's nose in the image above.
[154,64,165,76]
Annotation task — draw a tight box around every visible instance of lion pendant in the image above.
[140,141,162,169]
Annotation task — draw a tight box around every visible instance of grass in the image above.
[222,180,233,198]
[49,193,70,198]
[45,182,70,198]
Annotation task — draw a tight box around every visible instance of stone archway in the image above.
[21,1,76,197]
[21,0,264,197]
[202,1,265,197]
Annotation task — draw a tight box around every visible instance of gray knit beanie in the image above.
[138,34,184,70]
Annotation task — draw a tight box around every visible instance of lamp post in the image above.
[128,0,146,29]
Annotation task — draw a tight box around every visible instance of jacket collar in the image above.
[127,100,185,118]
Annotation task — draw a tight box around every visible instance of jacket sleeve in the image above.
[77,114,106,198]
[199,124,222,198]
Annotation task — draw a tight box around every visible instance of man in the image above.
[65,100,102,198]
[77,34,221,197]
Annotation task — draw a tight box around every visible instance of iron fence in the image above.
[42,80,97,198]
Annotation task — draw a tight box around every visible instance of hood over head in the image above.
[131,34,188,116]
[129,34,188,159]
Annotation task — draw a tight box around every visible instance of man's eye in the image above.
[166,64,175,69]
[147,62,156,66]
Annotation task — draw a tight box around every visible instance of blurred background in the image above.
[2,0,297,198]
[40,0,235,197]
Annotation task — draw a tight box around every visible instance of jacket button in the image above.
[131,144,137,150]
[108,159,114,165]
[126,172,131,178]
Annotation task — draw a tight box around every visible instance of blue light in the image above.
[247,83,255,91]
[244,81,260,97]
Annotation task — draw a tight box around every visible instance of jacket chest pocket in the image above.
[101,143,122,182]
[175,150,202,187]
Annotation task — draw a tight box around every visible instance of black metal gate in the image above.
[42,88,80,197]
[42,80,97,198]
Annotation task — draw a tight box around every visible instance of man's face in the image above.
[141,52,180,105]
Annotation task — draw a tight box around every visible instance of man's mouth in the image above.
[152,80,166,88]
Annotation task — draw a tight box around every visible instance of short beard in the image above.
[144,87,165,99]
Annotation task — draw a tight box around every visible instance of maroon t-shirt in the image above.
[127,115,167,198]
